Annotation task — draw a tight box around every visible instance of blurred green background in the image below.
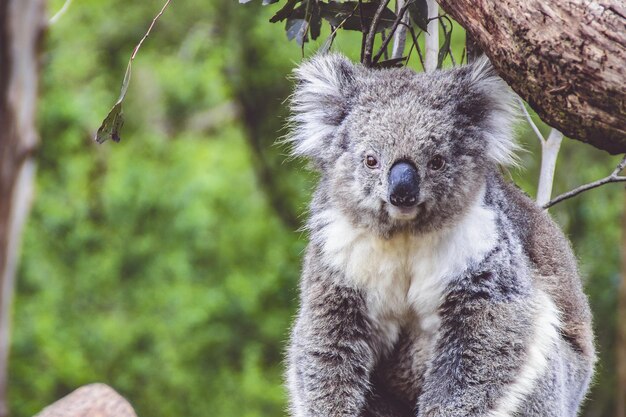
[8,0,623,416]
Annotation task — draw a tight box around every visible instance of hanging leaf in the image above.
[96,103,124,143]
[286,18,309,46]
[408,0,428,32]
[95,61,132,144]
[270,0,302,22]
[320,1,397,33]
[309,0,322,40]
[437,19,452,69]
[95,0,171,144]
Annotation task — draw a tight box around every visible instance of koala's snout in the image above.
[388,161,420,208]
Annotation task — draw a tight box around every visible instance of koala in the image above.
[285,53,596,417]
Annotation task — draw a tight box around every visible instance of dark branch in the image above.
[403,23,424,70]
[380,30,389,60]
[358,0,367,63]
[363,0,391,66]
[372,2,411,64]
[544,155,626,209]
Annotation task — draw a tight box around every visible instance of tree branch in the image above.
[437,0,626,153]
[402,23,424,70]
[358,0,367,62]
[518,99,564,207]
[373,2,411,64]
[536,129,563,207]
[363,0,391,66]
[544,155,626,209]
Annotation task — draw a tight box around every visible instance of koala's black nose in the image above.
[388,161,420,207]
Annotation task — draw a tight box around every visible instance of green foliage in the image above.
[8,0,622,416]
[245,0,454,67]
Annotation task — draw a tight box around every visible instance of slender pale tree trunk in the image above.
[535,129,564,208]
[424,0,438,73]
[0,1,46,416]
[391,0,408,59]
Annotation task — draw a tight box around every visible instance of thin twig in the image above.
[373,2,411,64]
[301,0,313,58]
[448,46,456,66]
[321,25,338,53]
[404,23,424,70]
[440,18,455,66]
[131,0,172,60]
[49,0,73,25]
[363,0,391,66]
[405,40,415,64]
[518,98,545,143]
[381,31,390,60]
[321,4,360,53]
[544,155,626,209]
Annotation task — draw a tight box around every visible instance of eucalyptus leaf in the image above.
[309,0,322,40]
[320,1,397,33]
[437,20,452,69]
[286,18,309,46]
[408,0,428,32]
[95,62,132,144]
[269,0,301,22]
[95,102,124,143]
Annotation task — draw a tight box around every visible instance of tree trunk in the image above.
[438,0,626,154]
[0,1,46,416]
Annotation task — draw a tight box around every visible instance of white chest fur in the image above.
[317,198,498,346]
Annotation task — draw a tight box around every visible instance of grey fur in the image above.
[286,54,595,417]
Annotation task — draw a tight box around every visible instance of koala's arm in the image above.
[416,270,558,417]
[287,263,376,417]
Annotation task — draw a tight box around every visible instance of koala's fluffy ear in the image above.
[288,53,358,159]
[465,56,520,166]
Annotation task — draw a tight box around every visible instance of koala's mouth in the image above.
[386,203,422,221]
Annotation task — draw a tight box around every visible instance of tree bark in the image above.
[34,384,138,417]
[0,1,45,416]
[438,0,626,154]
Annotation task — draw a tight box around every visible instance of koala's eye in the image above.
[365,155,379,169]
[428,155,446,171]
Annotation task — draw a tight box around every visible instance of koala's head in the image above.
[289,54,517,237]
